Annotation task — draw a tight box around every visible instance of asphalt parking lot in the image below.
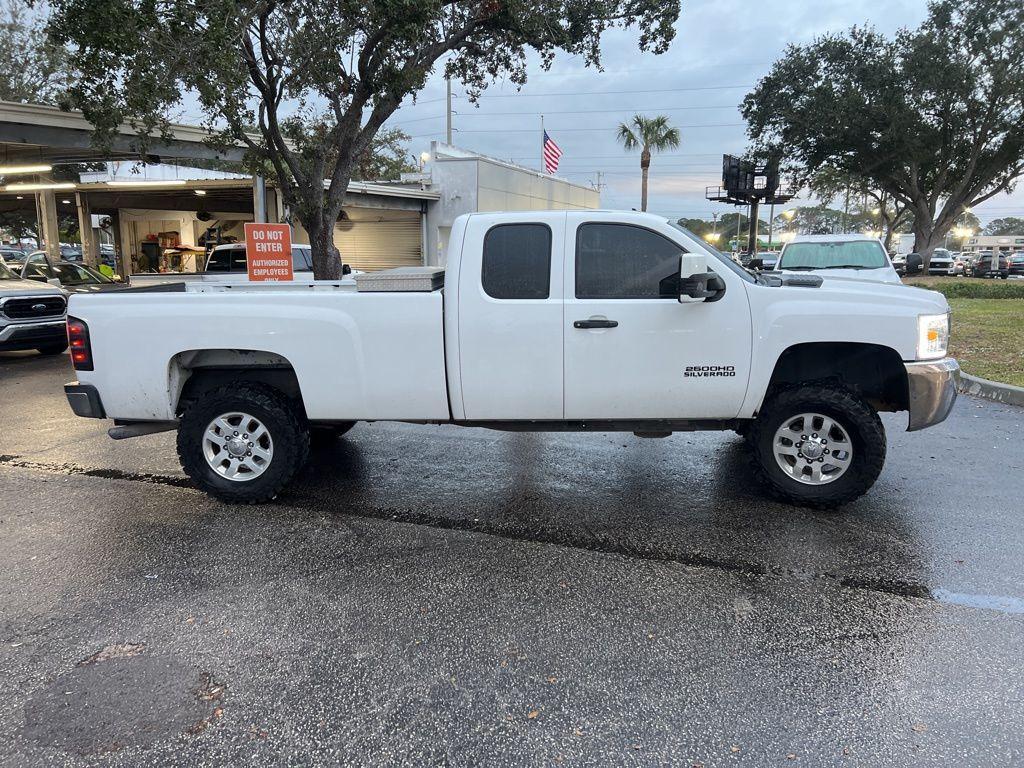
[1,352,1023,766]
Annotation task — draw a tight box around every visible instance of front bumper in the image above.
[905,358,959,431]
[0,320,66,351]
[64,382,106,419]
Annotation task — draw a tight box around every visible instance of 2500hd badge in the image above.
[685,365,737,378]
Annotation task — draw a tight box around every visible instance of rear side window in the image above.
[576,223,682,299]
[481,224,551,299]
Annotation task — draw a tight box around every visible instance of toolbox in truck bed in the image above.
[354,267,445,292]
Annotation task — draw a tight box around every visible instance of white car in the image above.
[775,235,902,284]
[64,210,958,509]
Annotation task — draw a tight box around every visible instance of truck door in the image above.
[562,215,752,420]
[457,213,566,420]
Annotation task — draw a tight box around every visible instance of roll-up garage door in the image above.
[333,209,423,272]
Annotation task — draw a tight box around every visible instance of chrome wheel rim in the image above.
[202,412,273,482]
[772,412,853,486]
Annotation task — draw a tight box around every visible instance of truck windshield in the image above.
[779,241,888,270]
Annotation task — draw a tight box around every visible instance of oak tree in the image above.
[48,0,680,277]
[742,0,1024,266]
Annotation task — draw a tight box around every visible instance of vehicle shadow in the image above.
[281,425,934,599]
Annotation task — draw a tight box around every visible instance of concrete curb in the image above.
[957,372,1024,408]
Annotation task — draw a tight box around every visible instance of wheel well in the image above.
[170,349,305,418]
[766,343,908,412]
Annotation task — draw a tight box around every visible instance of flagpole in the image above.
[540,114,545,173]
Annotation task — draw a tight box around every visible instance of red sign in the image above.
[244,223,293,281]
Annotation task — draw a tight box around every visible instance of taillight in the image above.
[67,317,94,371]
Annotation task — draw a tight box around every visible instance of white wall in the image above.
[424,145,600,266]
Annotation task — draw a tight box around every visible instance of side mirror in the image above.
[748,258,764,270]
[47,277,63,287]
[342,263,352,275]
[678,252,725,303]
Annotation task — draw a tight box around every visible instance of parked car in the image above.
[64,210,958,509]
[927,248,954,275]
[892,253,923,276]
[0,258,68,355]
[950,254,971,276]
[970,252,1010,279]
[774,235,901,284]
[0,247,28,269]
[129,243,354,287]
[15,252,129,293]
[1007,253,1024,278]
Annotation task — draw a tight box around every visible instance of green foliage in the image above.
[616,115,681,156]
[743,0,1024,258]
[0,0,69,103]
[905,280,1024,299]
[982,217,1024,236]
[48,0,681,277]
[351,128,417,182]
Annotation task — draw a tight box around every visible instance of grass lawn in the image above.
[947,298,1024,387]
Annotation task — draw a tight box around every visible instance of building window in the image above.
[481,223,552,299]
[575,223,683,299]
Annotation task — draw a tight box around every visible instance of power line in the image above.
[451,84,753,99]
[409,123,744,138]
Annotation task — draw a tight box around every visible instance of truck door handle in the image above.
[574,319,618,329]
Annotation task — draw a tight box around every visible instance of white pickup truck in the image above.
[63,211,958,508]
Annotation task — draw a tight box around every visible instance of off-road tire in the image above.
[36,342,68,355]
[748,383,885,509]
[177,383,309,503]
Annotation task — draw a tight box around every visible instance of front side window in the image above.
[481,223,552,299]
[576,223,682,299]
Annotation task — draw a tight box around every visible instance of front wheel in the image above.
[177,383,309,503]
[748,384,885,508]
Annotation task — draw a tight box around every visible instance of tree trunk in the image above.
[640,149,651,212]
[303,208,345,281]
[912,213,957,272]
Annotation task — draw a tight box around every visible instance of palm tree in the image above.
[616,115,681,212]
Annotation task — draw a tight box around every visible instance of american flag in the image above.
[543,130,563,174]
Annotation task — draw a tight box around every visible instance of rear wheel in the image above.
[36,342,68,355]
[748,384,885,508]
[177,383,309,503]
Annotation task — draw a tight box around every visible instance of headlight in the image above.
[917,313,950,360]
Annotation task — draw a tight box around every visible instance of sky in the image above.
[378,0,1024,229]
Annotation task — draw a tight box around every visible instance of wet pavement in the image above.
[1,351,1023,766]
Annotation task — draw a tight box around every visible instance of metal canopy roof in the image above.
[0,100,247,165]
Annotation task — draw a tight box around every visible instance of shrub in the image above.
[905,280,1024,299]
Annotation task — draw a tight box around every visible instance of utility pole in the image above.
[767,202,776,249]
[842,186,850,233]
[711,211,719,239]
[445,76,453,145]
[540,115,545,173]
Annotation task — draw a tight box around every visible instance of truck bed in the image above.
[68,282,450,422]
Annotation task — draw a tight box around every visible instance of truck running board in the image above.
[108,421,178,440]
